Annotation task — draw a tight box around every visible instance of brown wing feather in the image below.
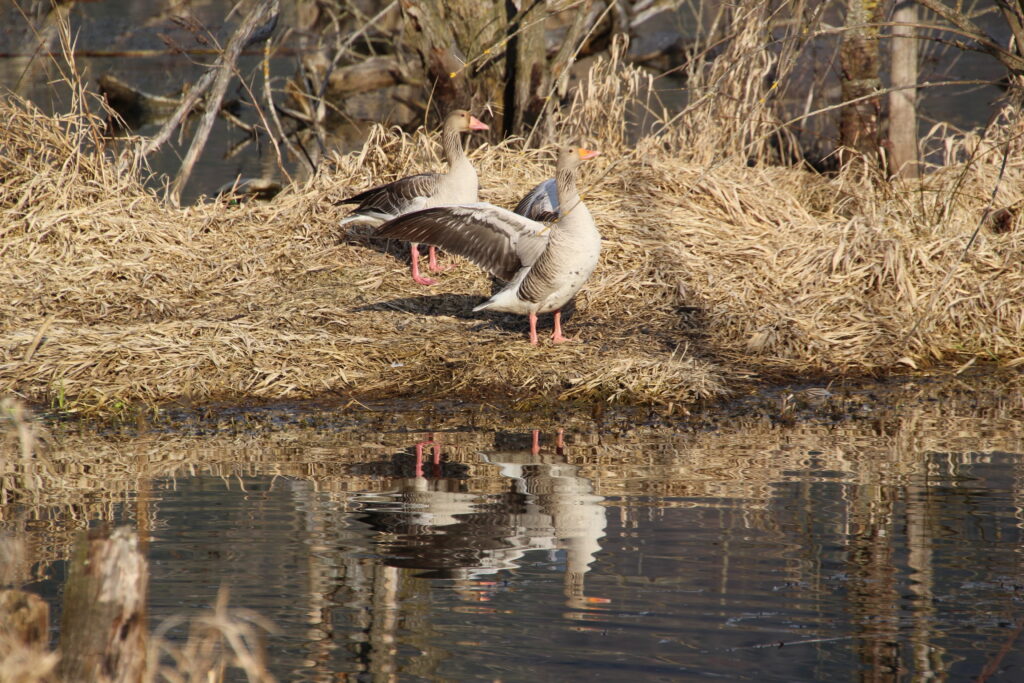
[339,173,440,215]
[376,204,548,281]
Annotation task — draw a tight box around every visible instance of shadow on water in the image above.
[3,372,1024,680]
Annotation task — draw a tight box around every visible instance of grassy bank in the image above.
[1,72,1022,415]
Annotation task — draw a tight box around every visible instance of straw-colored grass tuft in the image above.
[2,45,1023,415]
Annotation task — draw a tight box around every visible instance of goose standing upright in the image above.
[375,146,601,344]
[339,110,489,285]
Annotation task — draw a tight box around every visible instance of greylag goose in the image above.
[339,109,489,285]
[375,146,600,344]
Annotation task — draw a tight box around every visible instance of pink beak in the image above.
[469,116,490,131]
[579,148,601,160]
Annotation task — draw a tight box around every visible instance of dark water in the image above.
[142,454,1024,681]
[6,382,1024,681]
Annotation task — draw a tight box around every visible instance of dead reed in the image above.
[1,46,1023,415]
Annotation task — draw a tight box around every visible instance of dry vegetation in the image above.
[1,42,1023,416]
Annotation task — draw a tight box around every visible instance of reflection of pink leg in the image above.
[411,243,436,286]
[531,429,540,456]
[528,312,539,345]
[414,441,426,477]
[415,434,442,477]
[427,246,454,272]
[430,433,442,477]
[551,310,572,343]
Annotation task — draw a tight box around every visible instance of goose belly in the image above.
[520,240,600,314]
[532,255,599,314]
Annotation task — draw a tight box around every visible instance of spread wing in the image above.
[339,173,440,217]
[514,177,559,222]
[376,203,550,281]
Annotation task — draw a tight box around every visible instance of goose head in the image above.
[556,145,601,173]
[445,109,490,134]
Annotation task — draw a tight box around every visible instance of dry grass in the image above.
[1,42,1023,415]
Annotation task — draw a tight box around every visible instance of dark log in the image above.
[57,527,148,683]
[98,74,182,128]
[321,55,411,96]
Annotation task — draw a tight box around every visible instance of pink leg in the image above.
[427,246,454,273]
[410,243,436,286]
[528,312,539,345]
[551,310,572,343]
[531,429,540,456]
[556,428,565,453]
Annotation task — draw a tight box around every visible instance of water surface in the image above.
[4,375,1024,680]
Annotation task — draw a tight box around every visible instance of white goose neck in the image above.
[555,167,582,218]
[442,125,466,167]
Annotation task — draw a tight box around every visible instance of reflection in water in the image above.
[3,378,1024,680]
[295,429,609,679]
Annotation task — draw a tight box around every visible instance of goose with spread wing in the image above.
[339,110,489,285]
[376,146,601,344]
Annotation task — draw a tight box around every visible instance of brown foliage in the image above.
[1,44,1023,415]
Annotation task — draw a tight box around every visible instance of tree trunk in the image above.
[888,2,919,178]
[839,0,884,167]
[400,0,507,127]
[507,0,550,137]
[58,527,149,683]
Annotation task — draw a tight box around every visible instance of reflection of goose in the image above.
[356,433,524,579]
[376,146,601,343]
[352,429,608,608]
[483,430,609,607]
[340,110,489,285]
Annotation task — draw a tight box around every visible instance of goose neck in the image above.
[555,168,581,215]
[442,125,465,166]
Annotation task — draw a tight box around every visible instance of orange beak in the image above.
[469,116,490,131]
[578,148,600,160]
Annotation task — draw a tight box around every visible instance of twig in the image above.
[976,615,1024,682]
[140,0,279,206]
[261,38,308,178]
[167,0,280,206]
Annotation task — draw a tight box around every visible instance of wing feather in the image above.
[376,203,549,281]
[340,173,440,216]
[514,178,559,222]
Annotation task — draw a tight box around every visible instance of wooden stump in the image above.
[0,589,58,681]
[0,589,49,647]
[58,527,148,683]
